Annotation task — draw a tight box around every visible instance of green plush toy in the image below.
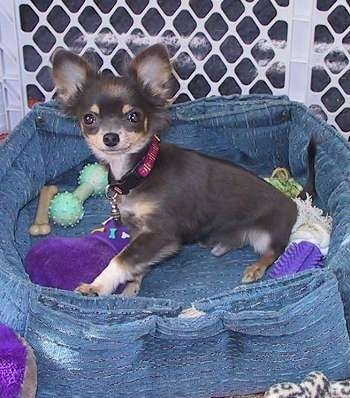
[264,167,303,198]
[49,163,108,227]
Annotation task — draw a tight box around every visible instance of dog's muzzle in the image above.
[103,133,120,147]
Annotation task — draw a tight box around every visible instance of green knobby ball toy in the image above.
[49,163,108,227]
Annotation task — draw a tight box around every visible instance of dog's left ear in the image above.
[128,44,172,102]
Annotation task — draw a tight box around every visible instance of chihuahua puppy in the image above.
[52,44,314,296]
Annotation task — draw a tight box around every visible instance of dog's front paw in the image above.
[75,283,104,296]
[211,243,231,257]
[120,281,141,297]
[198,240,211,249]
[242,264,265,283]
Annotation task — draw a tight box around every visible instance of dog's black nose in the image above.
[103,133,120,147]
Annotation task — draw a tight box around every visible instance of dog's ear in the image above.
[128,44,172,102]
[52,49,93,103]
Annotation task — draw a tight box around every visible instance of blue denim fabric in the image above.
[0,95,349,397]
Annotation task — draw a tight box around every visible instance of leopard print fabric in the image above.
[264,372,350,398]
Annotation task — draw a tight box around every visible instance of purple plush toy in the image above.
[268,241,323,279]
[0,323,37,398]
[24,218,131,293]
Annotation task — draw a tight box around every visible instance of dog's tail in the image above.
[298,137,317,199]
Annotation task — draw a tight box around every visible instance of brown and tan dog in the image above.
[52,44,315,296]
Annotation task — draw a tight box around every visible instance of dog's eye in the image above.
[127,112,139,123]
[83,113,96,126]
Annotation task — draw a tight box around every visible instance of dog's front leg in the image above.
[121,274,145,297]
[75,232,180,296]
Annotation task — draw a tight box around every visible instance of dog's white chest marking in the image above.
[109,156,132,180]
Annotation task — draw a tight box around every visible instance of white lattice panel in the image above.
[0,1,23,132]
[0,0,349,139]
[16,0,292,99]
[306,0,350,139]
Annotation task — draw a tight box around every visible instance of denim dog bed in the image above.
[0,95,350,397]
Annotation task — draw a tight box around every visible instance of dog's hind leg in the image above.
[241,250,279,283]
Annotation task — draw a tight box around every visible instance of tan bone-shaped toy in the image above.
[29,185,58,236]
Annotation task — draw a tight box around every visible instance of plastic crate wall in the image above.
[1,0,349,139]
[0,2,24,133]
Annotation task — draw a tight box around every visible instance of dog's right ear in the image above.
[52,49,93,103]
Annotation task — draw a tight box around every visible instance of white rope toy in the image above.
[290,194,332,255]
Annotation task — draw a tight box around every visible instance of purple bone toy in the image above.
[0,323,37,398]
[24,218,130,293]
[268,240,323,279]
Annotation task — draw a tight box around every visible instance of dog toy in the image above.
[268,241,323,279]
[291,194,332,255]
[264,167,303,198]
[29,185,58,236]
[24,218,130,293]
[266,168,332,254]
[264,371,350,397]
[267,194,331,279]
[0,323,37,398]
[49,163,108,227]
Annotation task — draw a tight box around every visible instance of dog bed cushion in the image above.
[0,95,349,397]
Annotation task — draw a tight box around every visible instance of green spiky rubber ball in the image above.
[49,192,83,227]
[49,163,108,227]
